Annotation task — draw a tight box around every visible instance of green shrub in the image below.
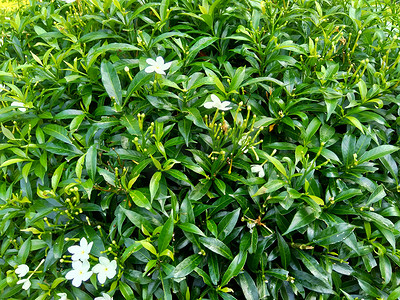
[1,0,400,299]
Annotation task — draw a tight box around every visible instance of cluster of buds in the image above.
[204,100,264,174]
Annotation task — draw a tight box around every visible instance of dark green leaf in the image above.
[199,237,233,260]
[312,223,356,246]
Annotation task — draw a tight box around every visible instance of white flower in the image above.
[10,101,27,112]
[57,293,68,300]
[17,278,31,290]
[65,260,93,287]
[92,257,117,284]
[203,95,232,111]
[145,56,172,75]
[94,292,113,300]
[247,222,256,233]
[251,164,265,177]
[15,264,29,277]
[68,237,93,261]
[62,0,76,3]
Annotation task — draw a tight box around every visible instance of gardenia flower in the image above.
[57,293,68,300]
[17,278,31,290]
[203,95,232,111]
[92,257,117,284]
[10,101,27,112]
[94,292,113,300]
[251,164,265,177]
[68,237,93,261]
[145,56,172,75]
[65,260,93,287]
[15,264,29,277]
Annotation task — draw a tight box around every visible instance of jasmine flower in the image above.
[92,257,117,284]
[15,264,29,277]
[145,56,172,75]
[68,237,93,261]
[251,164,265,177]
[10,101,27,112]
[57,293,68,300]
[17,278,31,290]
[203,95,231,111]
[65,260,93,287]
[94,293,113,300]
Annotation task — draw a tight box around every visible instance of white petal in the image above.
[57,293,68,300]
[86,241,93,253]
[146,58,156,65]
[72,277,82,287]
[92,263,103,274]
[203,101,214,109]
[162,61,172,70]
[71,260,82,270]
[102,293,112,300]
[15,264,29,277]
[154,69,166,75]
[80,237,88,247]
[259,169,265,177]
[98,257,107,264]
[65,269,77,280]
[210,94,220,102]
[145,66,155,73]
[22,279,31,290]
[219,101,232,111]
[106,267,116,279]
[81,259,91,271]
[82,271,93,282]
[155,56,164,65]
[68,245,80,254]
[97,272,107,284]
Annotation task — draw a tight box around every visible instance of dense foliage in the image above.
[1,0,400,299]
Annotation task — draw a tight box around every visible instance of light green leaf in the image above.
[150,172,162,201]
[129,190,151,210]
[158,216,174,253]
[358,145,399,164]
[252,180,285,197]
[43,124,73,145]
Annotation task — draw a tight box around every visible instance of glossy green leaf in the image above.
[312,223,356,246]
[86,145,97,181]
[150,171,162,201]
[119,281,135,299]
[252,180,285,197]
[358,145,399,163]
[43,124,73,145]
[129,190,151,210]
[101,61,122,107]
[277,233,290,269]
[238,271,259,300]
[178,223,206,237]
[158,216,174,253]
[217,208,240,240]
[221,252,247,286]
[51,162,65,191]
[284,206,317,235]
[170,254,202,278]
[199,237,233,260]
